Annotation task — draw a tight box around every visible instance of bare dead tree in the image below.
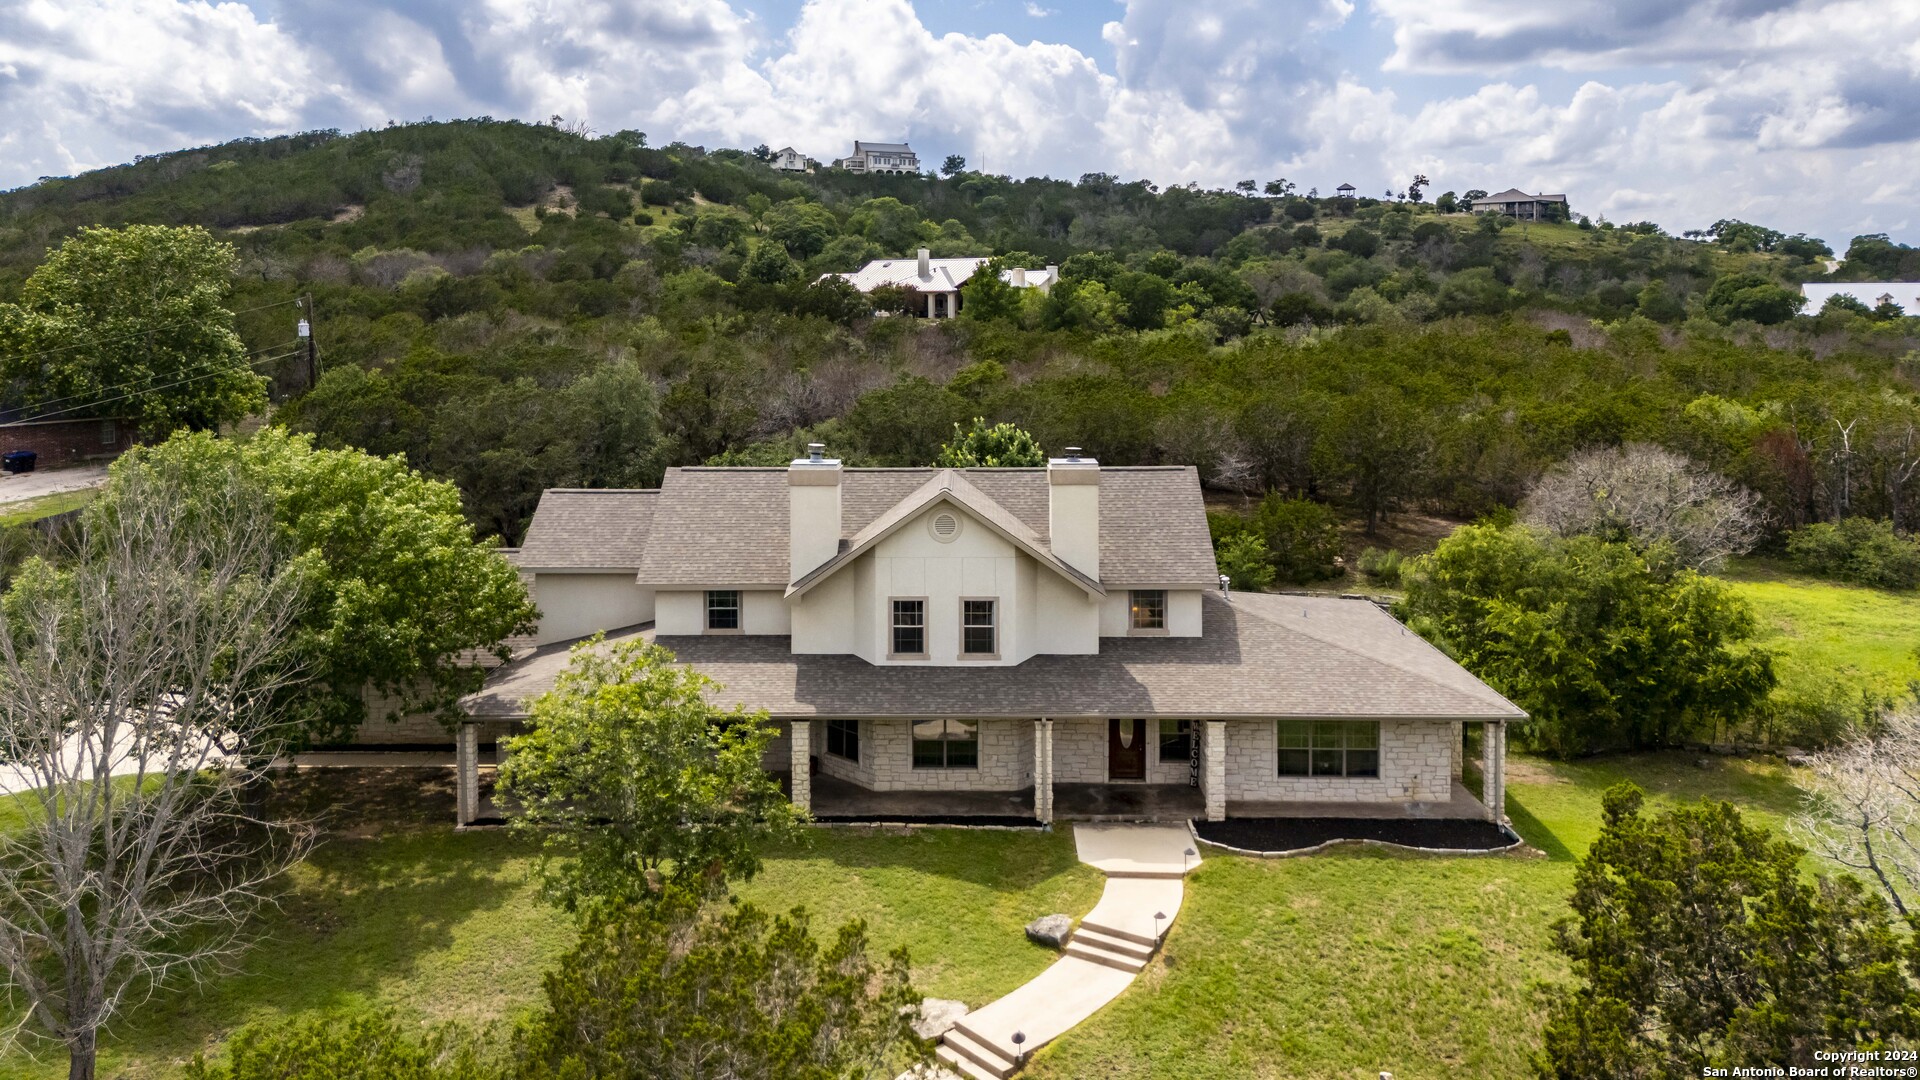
[1795,709,1920,918]
[1522,443,1765,571]
[0,459,310,1080]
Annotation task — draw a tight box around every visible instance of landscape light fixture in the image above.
[1154,910,1167,944]
[1012,1030,1027,1062]
[1184,846,1196,874]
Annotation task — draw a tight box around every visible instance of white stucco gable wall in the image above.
[533,572,655,645]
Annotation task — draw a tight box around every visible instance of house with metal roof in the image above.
[832,140,920,174]
[1469,188,1570,221]
[449,447,1523,828]
[824,248,1056,318]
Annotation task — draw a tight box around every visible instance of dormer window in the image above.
[1129,590,1168,633]
[705,590,741,632]
[961,599,998,658]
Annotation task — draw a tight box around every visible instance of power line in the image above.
[3,338,301,418]
[4,348,302,426]
[0,298,300,366]
[1,342,302,427]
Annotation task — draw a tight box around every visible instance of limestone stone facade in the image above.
[1222,718,1457,804]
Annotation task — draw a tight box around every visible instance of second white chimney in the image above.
[1010,267,1027,287]
[1047,447,1100,580]
[789,442,842,581]
[917,247,931,279]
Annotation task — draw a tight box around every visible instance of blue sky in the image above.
[3,0,1916,246]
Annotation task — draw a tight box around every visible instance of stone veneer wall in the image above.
[1050,718,1195,785]
[1224,718,1457,803]
[841,718,1034,792]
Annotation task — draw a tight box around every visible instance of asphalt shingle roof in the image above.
[633,465,1214,588]
[516,489,658,570]
[461,592,1525,722]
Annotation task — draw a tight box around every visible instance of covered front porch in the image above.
[774,716,1509,827]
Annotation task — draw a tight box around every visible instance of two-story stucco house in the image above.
[452,447,1523,827]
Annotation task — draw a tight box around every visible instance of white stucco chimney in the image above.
[1047,447,1100,580]
[790,442,842,582]
[1042,265,1059,293]
[917,247,931,279]
[1010,267,1027,287]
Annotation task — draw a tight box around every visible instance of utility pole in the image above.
[297,294,317,391]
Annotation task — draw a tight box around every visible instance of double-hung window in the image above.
[705,590,741,631]
[826,718,860,762]
[961,599,997,657]
[890,599,926,658]
[911,719,978,769]
[1129,590,1168,632]
[1277,721,1380,778]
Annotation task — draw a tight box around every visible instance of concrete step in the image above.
[935,1045,1007,1080]
[1077,916,1156,948]
[939,1027,1017,1079]
[1101,867,1186,879]
[1070,924,1154,959]
[1064,941,1148,973]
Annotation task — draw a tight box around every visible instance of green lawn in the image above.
[1026,751,1808,1080]
[0,773,1099,1079]
[1723,558,1920,716]
[0,753,1814,1079]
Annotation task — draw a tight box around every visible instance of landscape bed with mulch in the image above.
[1194,816,1518,853]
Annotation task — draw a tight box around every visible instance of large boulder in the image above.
[1025,913,1073,949]
[912,998,970,1039]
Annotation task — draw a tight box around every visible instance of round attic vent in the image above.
[929,512,962,543]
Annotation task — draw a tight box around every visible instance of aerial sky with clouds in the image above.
[2,0,1917,245]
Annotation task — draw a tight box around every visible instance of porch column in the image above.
[1202,720,1227,822]
[1034,719,1054,824]
[1482,721,1506,825]
[790,720,812,812]
[455,722,479,827]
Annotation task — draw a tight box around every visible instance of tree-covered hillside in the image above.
[1,118,1916,549]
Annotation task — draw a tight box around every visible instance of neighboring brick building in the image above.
[0,416,135,466]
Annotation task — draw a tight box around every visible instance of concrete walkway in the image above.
[0,463,108,506]
[931,825,1198,1079]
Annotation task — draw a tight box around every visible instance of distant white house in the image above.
[824,248,1056,318]
[1802,282,1920,316]
[770,146,810,173]
[1470,188,1569,220]
[833,141,920,175]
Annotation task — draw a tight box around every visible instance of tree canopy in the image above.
[1398,525,1777,755]
[100,429,536,744]
[0,224,268,433]
[497,636,801,914]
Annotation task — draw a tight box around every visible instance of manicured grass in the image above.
[0,489,94,528]
[736,828,1103,1006]
[1026,751,1809,1080]
[0,777,1097,1078]
[1722,558,1920,712]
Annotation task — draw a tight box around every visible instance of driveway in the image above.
[0,462,109,506]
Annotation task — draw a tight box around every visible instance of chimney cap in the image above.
[807,442,825,462]
[1064,446,1082,460]
[790,442,842,472]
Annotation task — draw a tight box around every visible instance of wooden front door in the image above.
[1108,718,1146,781]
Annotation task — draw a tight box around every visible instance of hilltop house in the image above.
[1470,188,1569,221]
[833,141,920,174]
[770,146,810,173]
[450,448,1523,828]
[824,248,1056,318]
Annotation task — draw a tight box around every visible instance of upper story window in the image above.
[1277,721,1379,778]
[961,599,997,657]
[1129,590,1168,632]
[890,599,926,658]
[705,590,741,631]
